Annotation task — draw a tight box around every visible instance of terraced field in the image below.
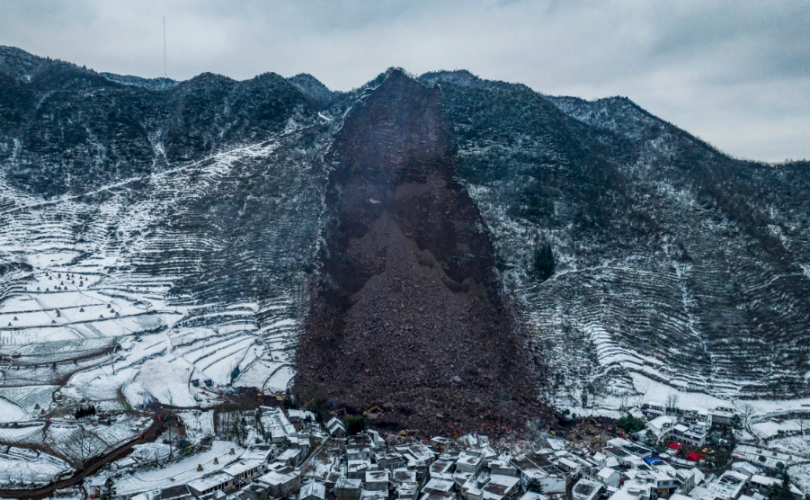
[428,70,810,408]
[0,129,329,419]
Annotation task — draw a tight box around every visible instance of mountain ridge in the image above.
[1,46,809,427]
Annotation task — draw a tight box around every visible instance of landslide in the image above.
[295,70,549,434]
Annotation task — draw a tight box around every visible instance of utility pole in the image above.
[163,15,167,78]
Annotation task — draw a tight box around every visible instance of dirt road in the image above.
[0,412,166,499]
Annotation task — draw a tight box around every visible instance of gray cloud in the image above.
[0,0,807,162]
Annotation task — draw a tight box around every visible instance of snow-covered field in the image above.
[0,141,310,427]
[114,440,245,495]
[0,447,71,486]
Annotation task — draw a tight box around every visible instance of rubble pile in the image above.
[295,70,548,434]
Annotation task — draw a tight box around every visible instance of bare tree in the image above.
[165,391,178,458]
[740,403,756,429]
[74,424,97,464]
[665,394,680,414]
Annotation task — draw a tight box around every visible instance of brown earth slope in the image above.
[295,70,547,434]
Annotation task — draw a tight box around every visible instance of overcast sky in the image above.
[1,0,808,162]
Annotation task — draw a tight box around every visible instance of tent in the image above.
[685,452,704,462]
[668,442,682,450]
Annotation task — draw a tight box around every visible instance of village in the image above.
[62,398,807,500]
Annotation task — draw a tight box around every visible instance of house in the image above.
[681,425,708,447]
[557,457,582,475]
[420,491,457,500]
[732,446,796,474]
[131,485,194,500]
[262,407,298,444]
[398,482,421,500]
[511,451,568,494]
[430,460,456,480]
[707,408,735,428]
[456,451,484,474]
[597,467,622,488]
[642,402,665,418]
[362,490,389,500]
[242,445,275,463]
[347,434,375,458]
[288,409,317,425]
[88,476,107,498]
[694,471,748,500]
[646,416,675,439]
[628,407,646,421]
[489,456,519,478]
[257,466,302,498]
[240,483,271,500]
[606,480,654,500]
[393,468,419,485]
[300,481,327,500]
[187,471,235,497]
[327,417,347,438]
[572,479,604,500]
[335,476,363,500]
[377,451,407,471]
[397,444,437,467]
[366,470,391,491]
[424,478,456,494]
[517,493,548,500]
[481,475,521,500]
[199,491,229,500]
[325,471,343,491]
[672,468,705,494]
[430,437,453,450]
[749,475,802,500]
[348,457,374,479]
[222,459,266,482]
[730,462,759,479]
[683,409,708,426]
[275,447,305,467]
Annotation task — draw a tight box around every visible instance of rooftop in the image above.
[187,471,233,492]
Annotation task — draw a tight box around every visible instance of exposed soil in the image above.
[295,70,551,435]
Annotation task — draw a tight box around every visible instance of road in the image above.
[0,412,167,499]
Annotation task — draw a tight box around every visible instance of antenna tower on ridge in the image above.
[163,15,167,78]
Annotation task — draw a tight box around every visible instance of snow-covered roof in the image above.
[606,481,652,500]
[187,471,233,492]
[731,462,759,476]
[222,459,264,477]
[366,470,390,483]
[288,409,316,421]
[750,474,802,496]
[393,468,418,483]
[648,416,674,431]
[258,466,299,486]
[424,478,455,492]
[482,474,520,500]
[335,476,363,490]
[519,493,548,500]
[572,479,603,500]
[300,481,326,500]
[598,467,618,479]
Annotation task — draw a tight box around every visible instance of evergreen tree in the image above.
[533,243,555,281]
[526,478,544,494]
[767,471,793,500]
[100,475,116,500]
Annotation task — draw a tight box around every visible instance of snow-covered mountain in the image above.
[1,46,809,425]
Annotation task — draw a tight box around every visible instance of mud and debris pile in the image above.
[295,71,550,435]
